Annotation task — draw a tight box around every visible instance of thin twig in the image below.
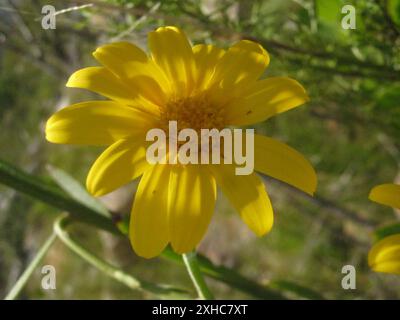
[262,175,378,229]
[33,3,94,21]
[110,2,160,42]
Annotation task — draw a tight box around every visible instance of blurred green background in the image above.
[1,0,400,299]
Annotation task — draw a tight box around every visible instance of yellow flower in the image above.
[46,26,317,258]
[368,184,400,274]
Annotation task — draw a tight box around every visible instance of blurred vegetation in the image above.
[1,0,400,299]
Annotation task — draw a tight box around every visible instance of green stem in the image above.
[163,247,286,299]
[53,216,189,298]
[182,252,214,300]
[4,231,57,300]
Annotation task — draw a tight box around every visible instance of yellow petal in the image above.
[86,138,150,197]
[66,67,159,116]
[209,164,273,236]
[168,165,216,253]
[254,135,317,195]
[226,77,309,126]
[192,44,225,91]
[369,184,400,209]
[210,40,269,92]
[368,234,400,275]
[370,261,400,274]
[45,101,153,145]
[130,165,170,258]
[148,26,195,95]
[93,42,170,106]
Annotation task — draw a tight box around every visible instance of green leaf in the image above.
[270,280,325,300]
[388,0,400,25]
[47,165,109,217]
[374,222,400,241]
[315,0,364,36]
[0,158,119,235]
[316,0,342,25]
[376,85,400,110]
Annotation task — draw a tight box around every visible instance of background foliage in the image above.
[0,0,400,299]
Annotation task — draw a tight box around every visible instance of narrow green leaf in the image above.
[47,165,109,217]
[0,158,119,235]
[374,222,400,241]
[270,280,325,300]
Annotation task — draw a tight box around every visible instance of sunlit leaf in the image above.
[316,0,342,25]
[47,165,110,217]
[388,0,400,25]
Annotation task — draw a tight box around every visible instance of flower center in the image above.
[160,94,225,133]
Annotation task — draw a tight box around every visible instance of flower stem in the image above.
[182,251,214,300]
[5,231,57,300]
[54,215,189,298]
